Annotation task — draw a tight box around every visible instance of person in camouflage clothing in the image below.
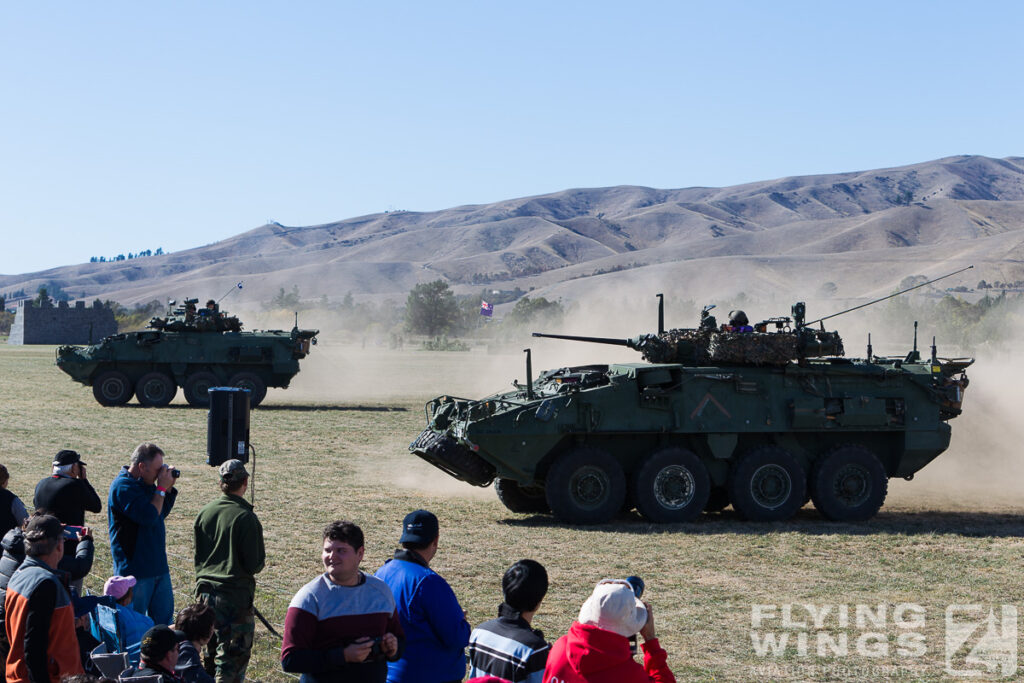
[193,459,266,683]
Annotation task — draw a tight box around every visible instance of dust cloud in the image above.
[887,351,1024,510]
[250,274,1021,512]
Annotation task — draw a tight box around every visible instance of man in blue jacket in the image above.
[108,442,179,626]
[374,509,470,683]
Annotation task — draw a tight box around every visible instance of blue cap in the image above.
[400,509,438,545]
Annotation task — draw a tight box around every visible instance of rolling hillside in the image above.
[3,155,1021,309]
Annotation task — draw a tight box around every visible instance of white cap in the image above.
[577,580,647,637]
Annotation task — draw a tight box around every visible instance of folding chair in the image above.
[91,601,126,653]
[89,642,129,680]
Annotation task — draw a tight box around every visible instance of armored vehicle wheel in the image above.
[495,478,550,514]
[183,372,219,407]
[811,445,888,522]
[135,372,177,407]
[632,447,710,523]
[229,372,267,407]
[704,487,730,513]
[92,371,133,406]
[729,446,807,522]
[545,447,626,525]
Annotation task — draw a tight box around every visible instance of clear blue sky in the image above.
[2,1,1021,274]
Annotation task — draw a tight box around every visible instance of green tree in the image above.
[817,282,838,298]
[270,286,301,309]
[405,280,458,336]
[33,287,50,307]
[504,297,565,328]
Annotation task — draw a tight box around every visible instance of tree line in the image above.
[89,248,164,263]
[263,280,565,342]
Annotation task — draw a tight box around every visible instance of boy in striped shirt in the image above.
[468,560,550,683]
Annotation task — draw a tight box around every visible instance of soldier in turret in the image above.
[726,310,753,333]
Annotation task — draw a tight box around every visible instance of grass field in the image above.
[1,342,1022,682]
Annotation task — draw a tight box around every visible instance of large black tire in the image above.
[811,445,888,522]
[135,372,177,407]
[545,447,626,524]
[632,447,710,523]
[183,372,219,407]
[229,372,267,408]
[729,445,807,522]
[92,371,133,406]
[704,487,731,513]
[495,478,550,514]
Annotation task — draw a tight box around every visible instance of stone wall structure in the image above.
[7,300,117,345]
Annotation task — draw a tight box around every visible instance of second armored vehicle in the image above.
[56,298,318,408]
[411,281,973,525]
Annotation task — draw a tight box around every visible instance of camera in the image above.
[625,576,644,656]
[62,525,85,540]
[170,468,181,478]
[368,636,384,660]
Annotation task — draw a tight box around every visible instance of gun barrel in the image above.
[532,332,631,347]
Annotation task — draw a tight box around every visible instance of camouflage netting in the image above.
[708,331,799,365]
[639,329,713,364]
[636,329,842,365]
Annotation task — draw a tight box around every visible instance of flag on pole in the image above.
[480,300,494,317]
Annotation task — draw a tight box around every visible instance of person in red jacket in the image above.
[542,580,675,683]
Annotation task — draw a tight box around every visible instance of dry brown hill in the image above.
[3,154,1022,308]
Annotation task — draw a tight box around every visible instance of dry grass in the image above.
[1,342,1022,682]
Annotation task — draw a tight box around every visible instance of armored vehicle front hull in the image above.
[412,356,971,524]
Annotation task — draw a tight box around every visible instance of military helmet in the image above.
[728,310,749,326]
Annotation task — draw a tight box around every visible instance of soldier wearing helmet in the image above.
[727,310,753,333]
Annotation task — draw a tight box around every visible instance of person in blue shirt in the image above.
[107,442,180,626]
[101,574,155,665]
[374,509,470,683]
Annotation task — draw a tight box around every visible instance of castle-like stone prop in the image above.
[7,299,117,345]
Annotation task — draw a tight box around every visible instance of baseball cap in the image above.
[23,514,62,543]
[140,625,179,661]
[53,449,85,467]
[578,580,648,638]
[400,509,439,545]
[103,575,137,600]
[219,459,249,484]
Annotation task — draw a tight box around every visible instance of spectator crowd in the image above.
[0,447,677,683]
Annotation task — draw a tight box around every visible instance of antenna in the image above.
[656,293,664,335]
[804,265,974,327]
[867,333,872,361]
[523,349,535,400]
[217,281,244,305]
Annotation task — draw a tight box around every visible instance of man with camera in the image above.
[194,459,265,683]
[542,579,675,683]
[281,520,404,683]
[108,442,179,626]
[34,449,102,596]
[34,449,103,532]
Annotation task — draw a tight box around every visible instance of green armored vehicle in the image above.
[411,279,973,525]
[56,298,318,408]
